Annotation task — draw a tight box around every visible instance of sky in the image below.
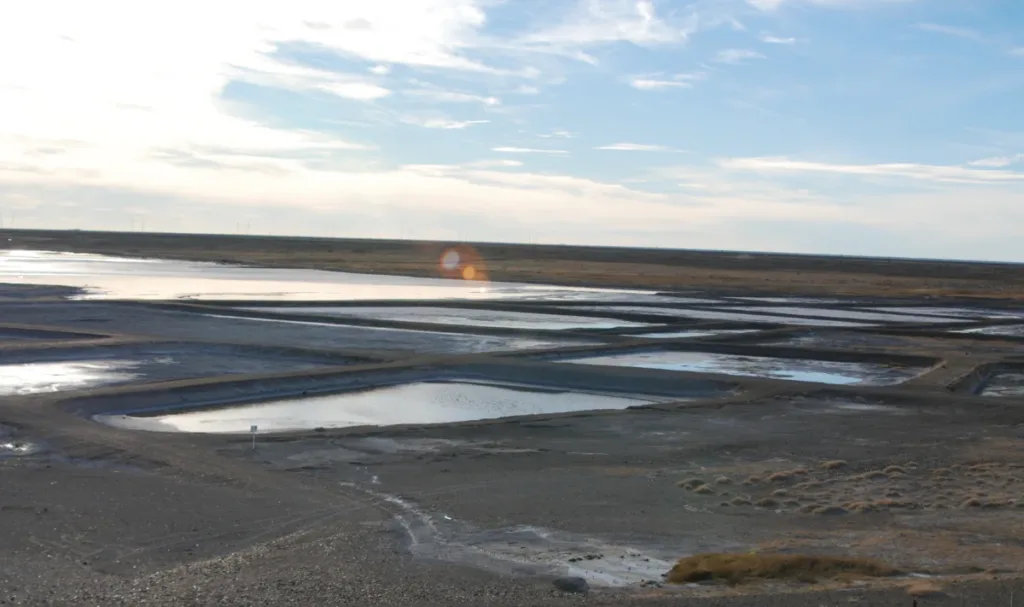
[1,0,1023,262]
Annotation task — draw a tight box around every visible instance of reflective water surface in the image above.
[562,351,924,385]
[97,381,660,433]
[0,250,645,302]
[238,306,652,330]
[980,372,1024,398]
[0,360,142,395]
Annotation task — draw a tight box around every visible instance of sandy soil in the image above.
[2,231,1024,606]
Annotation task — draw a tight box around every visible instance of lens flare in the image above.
[441,250,461,271]
[438,245,488,282]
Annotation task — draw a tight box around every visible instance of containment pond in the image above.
[95,380,664,433]
[560,351,926,386]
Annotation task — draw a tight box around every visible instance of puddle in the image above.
[562,307,868,327]
[562,351,923,385]
[0,327,96,342]
[871,307,1024,320]
[738,306,963,324]
[0,344,346,395]
[237,306,653,330]
[954,325,1024,337]
[0,425,40,458]
[201,313,595,353]
[628,329,760,339]
[732,297,849,304]
[0,360,143,395]
[1,250,648,302]
[979,372,1024,398]
[96,381,662,433]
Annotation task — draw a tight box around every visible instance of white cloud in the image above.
[969,154,1024,168]
[630,78,691,90]
[465,159,524,168]
[233,59,392,100]
[760,34,796,44]
[749,0,913,10]
[597,143,671,151]
[719,157,1024,184]
[402,89,501,105]
[520,0,698,49]
[538,131,575,139]
[714,49,766,64]
[399,116,490,129]
[629,72,705,90]
[492,147,569,154]
[914,23,987,43]
[368,64,391,75]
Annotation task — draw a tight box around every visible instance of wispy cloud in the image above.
[597,143,672,151]
[492,146,569,154]
[401,117,490,129]
[465,159,524,168]
[719,157,1024,184]
[520,0,698,49]
[914,23,988,43]
[538,131,575,139]
[231,60,392,101]
[402,89,501,105]
[969,154,1024,168]
[629,72,706,90]
[760,34,797,44]
[749,0,914,10]
[714,49,766,64]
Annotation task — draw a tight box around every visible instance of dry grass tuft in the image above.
[811,505,848,516]
[678,478,704,490]
[730,497,752,506]
[821,460,848,470]
[755,498,779,508]
[768,469,809,483]
[665,553,899,585]
[714,476,733,485]
[857,470,888,481]
[905,579,945,598]
[883,465,907,475]
[694,484,715,495]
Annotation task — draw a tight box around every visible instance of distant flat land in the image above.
[4,228,1024,299]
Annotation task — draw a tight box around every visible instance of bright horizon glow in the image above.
[1,1,1023,262]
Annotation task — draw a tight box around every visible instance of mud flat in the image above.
[2,238,1024,606]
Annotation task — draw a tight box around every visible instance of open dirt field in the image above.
[2,229,1024,606]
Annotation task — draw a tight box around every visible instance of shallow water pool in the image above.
[96,381,662,433]
[561,351,924,386]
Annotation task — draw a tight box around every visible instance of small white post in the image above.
[250,424,258,451]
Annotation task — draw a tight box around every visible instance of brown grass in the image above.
[665,553,900,585]
[905,579,944,598]
[821,460,848,470]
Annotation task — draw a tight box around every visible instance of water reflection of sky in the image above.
[0,360,141,395]
[238,306,653,330]
[0,250,649,302]
[97,381,658,433]
[980,373,1024,398]
[564,351,921,386]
